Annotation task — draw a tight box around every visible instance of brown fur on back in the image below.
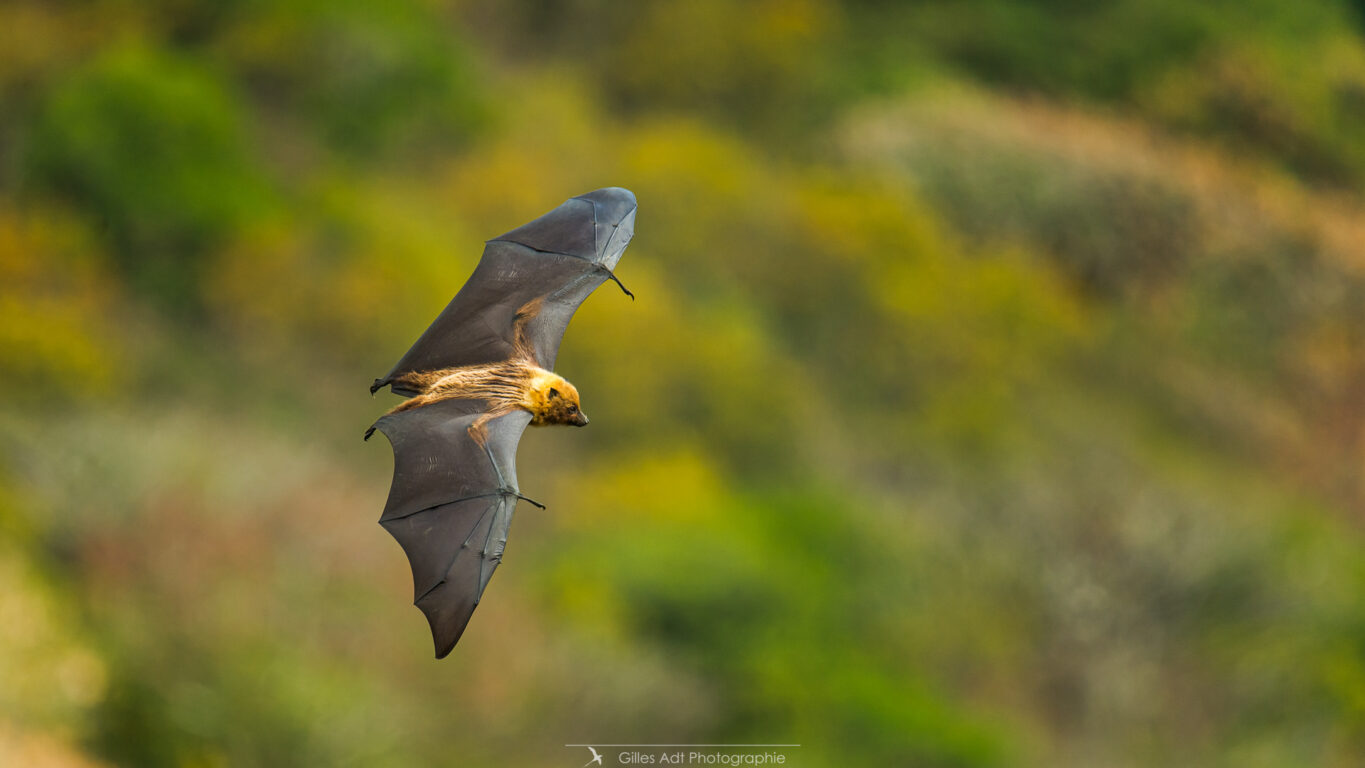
[387,361,532,417]
[392,362,529,407]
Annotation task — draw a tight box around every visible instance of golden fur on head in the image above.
[522,369,587,426]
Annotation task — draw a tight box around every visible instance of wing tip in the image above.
[424,598,462,659]
[576,187,637,231]
[573,186,636,207]
[423,601,472,660]
[484,186,635,267]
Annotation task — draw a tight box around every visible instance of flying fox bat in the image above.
[366,187,636,658]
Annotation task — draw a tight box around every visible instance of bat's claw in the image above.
[364,425,377,441]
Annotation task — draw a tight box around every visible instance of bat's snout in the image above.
[574,412,589,427]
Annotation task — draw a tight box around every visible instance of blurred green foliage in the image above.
[216,0,489,156]
[4,1,1365,766]
[24,45,268,311]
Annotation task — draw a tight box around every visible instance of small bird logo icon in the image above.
[582,746,604,766]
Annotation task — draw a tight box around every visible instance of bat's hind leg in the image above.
[599,266,634,299]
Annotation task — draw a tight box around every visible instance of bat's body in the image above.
[388,361,585,427]
[367,188,636,658]
[372,311,589,441]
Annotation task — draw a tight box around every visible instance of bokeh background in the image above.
[4,1,1365,766]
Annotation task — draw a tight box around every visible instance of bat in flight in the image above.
[366,187,637,658]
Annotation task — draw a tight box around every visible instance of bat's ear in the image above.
[548,387,559,399]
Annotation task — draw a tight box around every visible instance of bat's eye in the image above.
[568,404,578,414]
[547,387,559,399]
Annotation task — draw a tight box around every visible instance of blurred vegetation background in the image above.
[4,1,1365,766]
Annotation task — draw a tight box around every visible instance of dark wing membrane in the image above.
[370,398,533,658]
[373,187,636,394]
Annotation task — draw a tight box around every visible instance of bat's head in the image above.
[525,370,589,427]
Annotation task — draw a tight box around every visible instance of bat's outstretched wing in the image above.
[372,187,636,395]
[370,399,534,658]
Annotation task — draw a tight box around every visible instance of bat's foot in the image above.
[601,267,634,300]
[501,488,546,509]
